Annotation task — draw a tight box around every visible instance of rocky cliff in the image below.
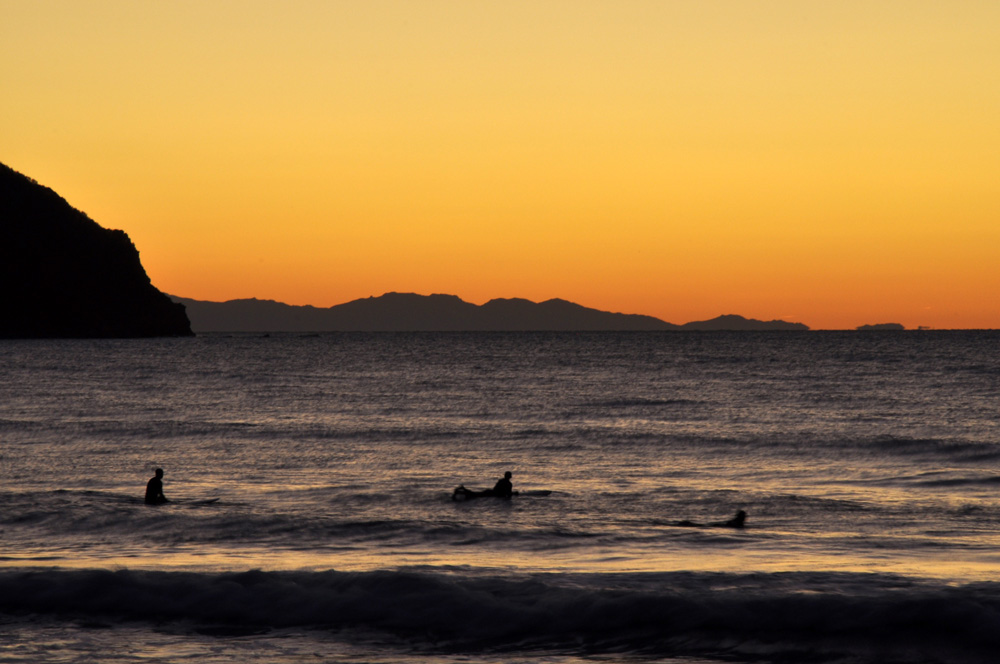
[0,163,192,337]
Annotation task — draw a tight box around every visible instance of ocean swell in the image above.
[2,568,999,661]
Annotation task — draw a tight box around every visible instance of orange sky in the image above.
[3,1,999,329]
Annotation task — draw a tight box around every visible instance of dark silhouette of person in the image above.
[451,471,515,500]
[675,510,746,528]
[491,471,513,498]
[715,510,746,528]
[145,468,169,505]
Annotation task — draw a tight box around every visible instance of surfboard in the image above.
[451,487,551,501]
[173,497,220,505]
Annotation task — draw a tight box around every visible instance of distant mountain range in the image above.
[169,293,811,332]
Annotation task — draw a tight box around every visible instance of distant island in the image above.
[856,323,906,331]
[170,293,811,333]
[1,162,192,338]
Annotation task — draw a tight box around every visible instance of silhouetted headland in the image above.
[0,162,192,338]
[170,293,811,333]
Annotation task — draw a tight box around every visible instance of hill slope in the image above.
[0,163,192,338]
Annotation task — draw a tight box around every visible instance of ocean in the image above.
[2,331,999,663]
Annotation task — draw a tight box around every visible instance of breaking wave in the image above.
[2,568,999,662]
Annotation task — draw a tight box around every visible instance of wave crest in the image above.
[3,569,1000,661]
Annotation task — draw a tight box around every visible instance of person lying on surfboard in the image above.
[674,510,746,528]
[144,468,169,505]
[452,471,514,500]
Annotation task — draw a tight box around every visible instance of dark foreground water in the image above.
[2,331,999,663]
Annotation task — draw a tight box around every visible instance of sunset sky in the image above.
[3,1,999,329]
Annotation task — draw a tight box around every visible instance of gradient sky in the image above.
[3,1,999,329]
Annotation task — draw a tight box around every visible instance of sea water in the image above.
[1,331,999,663]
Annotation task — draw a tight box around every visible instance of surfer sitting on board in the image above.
[491,471,513,498]
[452,471,514,501]
[144,468,169,505]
